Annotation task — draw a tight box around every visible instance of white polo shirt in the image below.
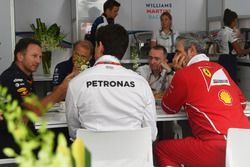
[136,65,170,92]
[151,30,179,53]
[217,26,238,54]
[65,55,157,140]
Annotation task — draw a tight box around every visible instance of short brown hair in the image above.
[14,38,41,61]
[103,0,120,12]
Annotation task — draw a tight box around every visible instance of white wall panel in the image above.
[186,0,206,32]
[14,0,72,41]
[0,0,15,74]
[207,0,223,18]
[130,0,186,32]
[116,0,132,30]
[224,0,250,17]
[116,0,206,33]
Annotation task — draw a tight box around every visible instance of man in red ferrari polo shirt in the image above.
[155,33,250,167]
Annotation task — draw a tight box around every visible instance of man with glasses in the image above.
[52,40,93,89]
[137,45,178,140]
[136,45,173,94]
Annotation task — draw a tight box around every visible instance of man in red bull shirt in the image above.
[154,33,250,167]
[0,38,74,158]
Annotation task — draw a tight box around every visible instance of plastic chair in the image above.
[76,127,153,167]
[226,128,250,167]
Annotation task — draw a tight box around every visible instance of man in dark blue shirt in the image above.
[0,38,74,158]
[89,0,120,66]
[52,40,93,89]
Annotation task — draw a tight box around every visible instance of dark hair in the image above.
[103,0,120,12]
[96,24,128,60]
[151,45,168,57]
[14,38,41,61]
[223,8,238,27]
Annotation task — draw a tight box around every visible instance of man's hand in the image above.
[172,54,186,71]
[57,72,76,92]
[72,66,81,75]
[161,61,172,73]
[41,71,77,109]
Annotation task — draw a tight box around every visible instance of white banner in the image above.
[131,0,186,32]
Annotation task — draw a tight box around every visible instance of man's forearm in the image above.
[41,72,75,107]
[41,85,66,107]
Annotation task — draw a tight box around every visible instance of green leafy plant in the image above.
[0,86,91,167]
[130,44,140,71]
[30,18,65,52]
[30,18,66,74]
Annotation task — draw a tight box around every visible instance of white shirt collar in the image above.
[224,26,233,32]
[187,53,210,66]
[95,55,120,65]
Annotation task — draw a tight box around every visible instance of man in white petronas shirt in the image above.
[65,24,157,142]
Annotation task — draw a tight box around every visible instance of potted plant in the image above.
[30,18,65,75]
[0,85,91,167]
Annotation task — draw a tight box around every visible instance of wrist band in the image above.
[166,69,174,75]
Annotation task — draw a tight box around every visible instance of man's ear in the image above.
[95,41,104,60]
[96,41,104,53]
[99,41,104,53]
[16,52,24,62]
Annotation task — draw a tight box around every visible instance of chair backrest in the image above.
[76,127,153,167]
[226,128,250,167]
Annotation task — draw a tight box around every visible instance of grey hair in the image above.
[176,33,206,54]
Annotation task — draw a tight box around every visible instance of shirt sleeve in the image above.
[142,82,158,141]
[162,70,188,114]
[229,31,238,44]
[232,78,247,109]
[65,84,81,139]
[136,66,148,81]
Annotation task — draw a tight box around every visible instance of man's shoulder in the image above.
[0,64,18,82]
[55,59,73,71]
[0,67,12,77]
[73,66,149,82]
[56,59,71,66]
[136,65,150,77]
[122,67,152,86]
[181,61,223,77]
[137,64,150,71]
[92,15,105,26]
